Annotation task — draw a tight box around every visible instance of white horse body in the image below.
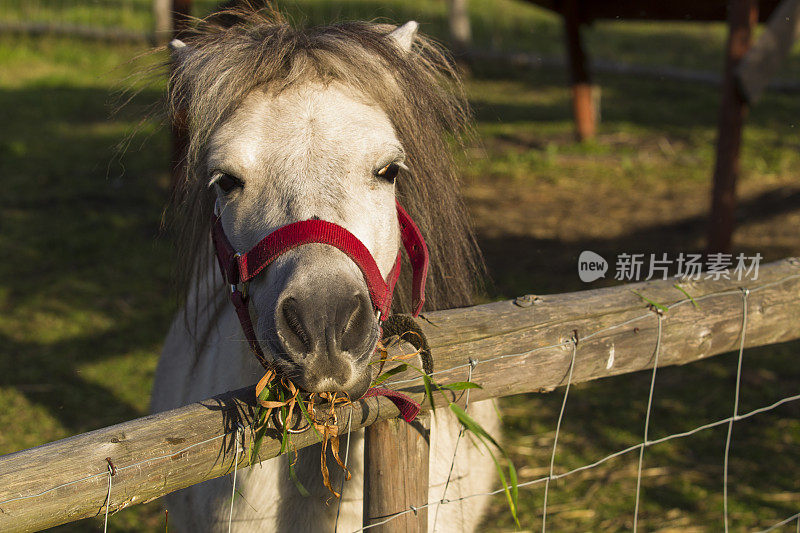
[150,14,499,532]
[151,264,498,532]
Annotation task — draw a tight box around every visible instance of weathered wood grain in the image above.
[1,258,798,531]
[364,415,430,532]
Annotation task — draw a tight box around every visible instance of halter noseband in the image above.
[211,200,429,369]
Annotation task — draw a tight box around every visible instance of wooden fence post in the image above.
[446,0,472,56]
[153,0,171,44]
[364,413,430,532]
[707,0,759,253]
[154,0,192,44]
[563,0,596,141]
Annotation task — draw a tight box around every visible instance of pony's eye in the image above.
[211,172,243,194]
[375,162,400,183]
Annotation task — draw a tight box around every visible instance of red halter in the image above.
[211,201,429,370]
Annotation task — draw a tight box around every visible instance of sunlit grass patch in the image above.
[77,350,159,410]
[0,307,115,345]
[0,388,68,453]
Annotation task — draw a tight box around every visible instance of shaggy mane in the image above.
[168,6,484,312]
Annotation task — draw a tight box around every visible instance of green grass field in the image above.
[1,1,799,531]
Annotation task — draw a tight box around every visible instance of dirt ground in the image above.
[467,161,800,298]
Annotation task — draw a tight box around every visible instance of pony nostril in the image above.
[280,298,312,354]
[339,295,362,335]
[340,293,372,353]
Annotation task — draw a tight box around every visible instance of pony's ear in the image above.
[388,21,418,52]
[168,39,192,63]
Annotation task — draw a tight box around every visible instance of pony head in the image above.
[168,9,482,397]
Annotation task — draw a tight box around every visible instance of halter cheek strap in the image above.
[211,200,429,368]
[397,202,429,317]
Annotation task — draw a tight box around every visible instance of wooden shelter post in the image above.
[563,0,596,141]
[363,414,431,532]
[153,0,171,44]
[707,0,759,253]
[446,0,472,56]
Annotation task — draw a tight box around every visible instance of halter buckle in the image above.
[227,253,248,297]
[230,281,249,299]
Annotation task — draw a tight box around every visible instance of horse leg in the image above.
[428,399,501,532]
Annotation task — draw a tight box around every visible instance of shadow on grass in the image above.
[479,185,800,297]
[0,84,173,437]
[0,322,157,432]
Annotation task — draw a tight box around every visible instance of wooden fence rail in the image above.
[1,258,799,532]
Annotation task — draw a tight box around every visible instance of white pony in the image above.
[151,9,498,532]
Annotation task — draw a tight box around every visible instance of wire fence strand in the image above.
[103,462,113,533]
[755,511,800,533]
[633,311,663,532]
[723,288,750,532]
[542,336,577,533]
[433,357,477,532]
